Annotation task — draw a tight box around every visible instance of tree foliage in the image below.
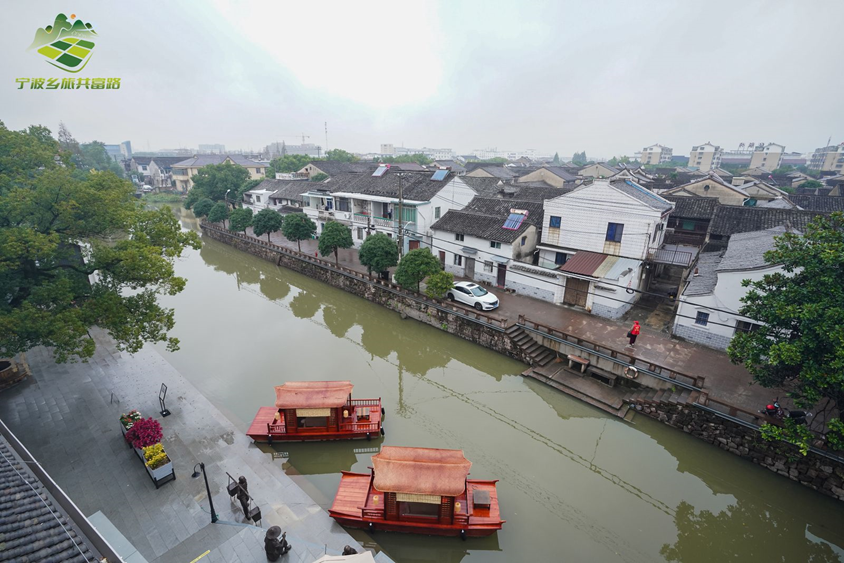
[394,248,440,291]
[325,149,358,162]
[799,179,823,190]
[207,202,229,225]
[228,207,253,233]
[552,152,561,165]
[267,154,313,177]
[282,213,316,252]
[425,270,454,299]
[252,208,283,241]
[318,221,353,265]
[378,154,433,165]
[727,213,844,450]
[310,172,329,182]
[572,151,588,165]
[0,122,201,362]
[192,198,215,218]
[184,163,249,209]
[358,233,399,276]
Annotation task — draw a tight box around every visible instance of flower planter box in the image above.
[131,445,176,489]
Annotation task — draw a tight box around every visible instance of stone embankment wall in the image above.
[202,225,529,364]
[633,400,844,502]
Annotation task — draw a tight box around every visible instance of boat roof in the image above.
[372,446,472,497]
[274,381,353,409]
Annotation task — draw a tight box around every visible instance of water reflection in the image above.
[289,289,322,319]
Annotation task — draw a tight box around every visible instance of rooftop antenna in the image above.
[325,121,328,153]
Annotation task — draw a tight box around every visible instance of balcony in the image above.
[353,213,395,228]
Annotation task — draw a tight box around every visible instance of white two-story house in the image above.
[301,166,476,253]
[535,179,674,319]
[672,226,786,350]
[430,197,545,295]
[243,179,308,214]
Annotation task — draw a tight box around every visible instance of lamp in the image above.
[192,462,218,523]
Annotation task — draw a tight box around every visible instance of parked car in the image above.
[447,282,499,311]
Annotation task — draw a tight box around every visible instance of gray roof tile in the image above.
[610,180,674,212]
[430,197,544,243]
[173,154,266,168]
[683,252,722,296]
[716,226,787,272]
[709,206,822,237]
[321,170,454,202]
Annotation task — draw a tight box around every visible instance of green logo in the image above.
[28,13,98,73]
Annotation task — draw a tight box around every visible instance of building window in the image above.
[455,233,464,242]
[490,241,501,249]
[434,207,441,219]
[555,252,567,265]
[483,261,493,273]
[255,196,261,203]
[735,320,760,334]
[549,216,561,228]
[357,227,364,240]
[606,223,624,242]
[454,254,463,266]
[521,236,527,246]
[695,311,710,326]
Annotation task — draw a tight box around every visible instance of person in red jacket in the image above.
[627,321,641,347]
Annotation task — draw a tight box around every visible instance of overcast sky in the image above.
[3,1,842,158]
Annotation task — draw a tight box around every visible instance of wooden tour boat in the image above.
[329,446,504,538]
[247,381,384,443]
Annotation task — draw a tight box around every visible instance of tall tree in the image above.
[552,152,561,165]
[266,154,312,177]
[394,248,441,292]
[359,233,399,277]
[727,213,844,451]
[252,208,283,241]
[318,221,353,265]
[192,198,215,218]
[0,122,200,362]
[184,162,249,209]
[228,207,253,233]
[281,213,316,252]
[207,202,229,226]
[325,148,358,162]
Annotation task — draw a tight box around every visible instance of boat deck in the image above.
[329,471,504,537]
[247,400,382,442]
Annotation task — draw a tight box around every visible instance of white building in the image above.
[748,143,785,171]
[300,167,476,253]
[641,144,674,165]
[672,227,786,350]
[429,198,546,294]
[689,143,723,172]
[243,179,308,214]
[422,147,455,161]
[535,179,674,319]
[198,144,226,154]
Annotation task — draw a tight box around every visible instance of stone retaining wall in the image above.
[633,400,844,502]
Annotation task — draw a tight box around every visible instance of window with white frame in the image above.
[454,254,463,266]
[357,227,364,240]
[490,241,501,249]
[483,261,493,273]
[695,311,710,326]
[434,207,441,219]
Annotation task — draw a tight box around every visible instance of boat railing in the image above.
[267,423,286,434]
[361,507,383,519]
[347,398,381,407]
[454,514,469,526]
[339,421,381,433]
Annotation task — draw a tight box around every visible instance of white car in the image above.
[447,282,499,311]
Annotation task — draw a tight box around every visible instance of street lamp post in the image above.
[224,189,232,209]
[192,462,218,523]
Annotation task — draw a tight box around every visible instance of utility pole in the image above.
[398,173,404,259]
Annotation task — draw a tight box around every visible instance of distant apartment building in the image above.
[748,143,785,171]
[198,144,226,154]
[810,143,844,172]
[380,143,395,155]
[689,143,723,172]
[264,142,322,158]
[641,144,673,165]
[120,140,132,159]
[422,147,455,160]
[103,144,123,163]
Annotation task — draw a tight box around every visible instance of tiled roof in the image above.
[717,226,787,272]
[132,156,153,165]
[253,179,309,202]
[0,436,99,562]
[541,166,579,182]
[149,156,187,171]
[788,195,844,213]
[663,196,719,219]
[709,206,822,237]
[304,161,377,176]
[172,155,266,168]
[461,177,570,202]
[611,180,674,212]
[430,197,544,243]
[465,164,516,179]
[683,252,722,296]
[434,160,466,173]
[323,170,454,202]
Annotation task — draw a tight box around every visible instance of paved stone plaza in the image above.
[0,331,367,563]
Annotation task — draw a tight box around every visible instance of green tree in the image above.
[800,179,823,190]
[310,172,329,182]
[552,152,561,165]
[0,122,201,362]
[266,154,312,177]
[236,178,263,206]
[394,248,440,292]
[228,207,253,233]
[572,151,588,165]
[184,162,249,208]
[282,212,316,252]
[325,148,358,162]
[318,221,353,265]
[727,213,844,451]
[252,208,283,241]
[207,201,229,226]
[772,166,795,175]
[80,141,124,177]
[359,233,399,277]
[192,198,215,218]
[379,154,433,165]
[425,270,454,299]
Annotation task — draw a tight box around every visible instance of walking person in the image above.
[627,321,641,347]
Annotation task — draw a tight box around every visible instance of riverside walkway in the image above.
[0,330,368,563]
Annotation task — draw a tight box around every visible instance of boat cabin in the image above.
[329,446,504,537]
[247,381,383,443]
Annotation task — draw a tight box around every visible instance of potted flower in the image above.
[119,410,142,435]
[142,443,173,482]
[124,417,163,458]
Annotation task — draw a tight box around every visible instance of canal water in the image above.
[157,207,844,563]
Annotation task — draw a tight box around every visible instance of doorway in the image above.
[465,257,475,279]
[496,263,507,287]
[439,251,446,268]
[563,278,590,308]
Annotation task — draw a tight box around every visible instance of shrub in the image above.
[125,417,163,449]
[143,443,170,469]
[425,270,454,299]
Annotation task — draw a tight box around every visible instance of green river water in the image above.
[155,207,844,563]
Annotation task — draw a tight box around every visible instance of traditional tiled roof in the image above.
[610,180,674,212]
[303,161,377,176]
[323,170,454,202]
[149,156,187,171]
[663,196,719,219]
[540,166,579,182]
[172,155,266,168]
[787,195,844,213]
[252,179,308,202]
[708,206,822,238]
[464,164,517,179]
[0,436,99,562]
[683,252,722,296]
[434,160,467,173]
[717,226,787,272]
[430,197,544,243]
[132,156,153,165]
